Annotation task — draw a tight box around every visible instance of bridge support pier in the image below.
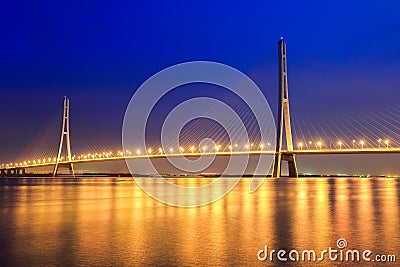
[6,169,16,177]
[273,153,298,178]
[4,168,26,177]
[54,162,74,176]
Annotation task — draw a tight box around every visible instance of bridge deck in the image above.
[2,148,400,170]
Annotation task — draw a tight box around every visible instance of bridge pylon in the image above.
[53,97,75,177]
[272,38,298,178]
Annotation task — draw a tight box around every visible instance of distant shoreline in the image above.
[0,173,396,178]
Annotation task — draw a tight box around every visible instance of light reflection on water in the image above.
[0,177,399,266]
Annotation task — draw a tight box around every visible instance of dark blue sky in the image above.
[1,1,400,173]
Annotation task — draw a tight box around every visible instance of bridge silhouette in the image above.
[1,39,399,177]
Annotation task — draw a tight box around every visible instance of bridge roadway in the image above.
[2,148,400,171]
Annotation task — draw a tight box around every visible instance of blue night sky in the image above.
[1,1,400,174]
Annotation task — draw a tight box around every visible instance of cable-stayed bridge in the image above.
[1,38,400,177]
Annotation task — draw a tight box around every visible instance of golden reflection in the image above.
[308,179,331,250]
[243,178,275,262]
[380,179,399,253]
[292,178,312,249]
[335,178,351,237]
[356,179,374,247]
[2,177,400,266]
[76,180,113,265]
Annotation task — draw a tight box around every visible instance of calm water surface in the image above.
[0,177,399,266]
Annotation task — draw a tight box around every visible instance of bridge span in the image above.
[2,148,400,177]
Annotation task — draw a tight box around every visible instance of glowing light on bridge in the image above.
[317,141,322,150]
[297,142,303,150]
[385,139,389,148]
[360,140,365,149]
[337,141,342,150]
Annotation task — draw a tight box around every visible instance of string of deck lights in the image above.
[1,138,395,169]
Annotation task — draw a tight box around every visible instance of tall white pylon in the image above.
[272,38,298,178]
[53,97,75,177]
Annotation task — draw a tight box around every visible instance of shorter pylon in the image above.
[53,97,75,177]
